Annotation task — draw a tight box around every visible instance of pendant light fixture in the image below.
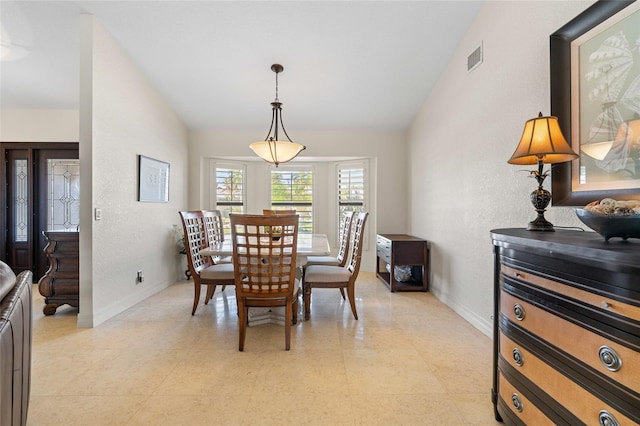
[250,64,305,166]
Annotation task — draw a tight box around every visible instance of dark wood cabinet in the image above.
[375,234,429,292]
[37,231,79,315]
[491,229,640,425]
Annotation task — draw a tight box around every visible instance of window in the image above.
[337,162,366,244]
[270,168,313,233]
[214,164,245,231]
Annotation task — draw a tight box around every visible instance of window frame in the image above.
[269,164,315,234]
[336,160,369,249]
[211,161,247,231]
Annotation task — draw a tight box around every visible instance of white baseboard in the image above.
[430,286,492,338]
[78,280,173,328]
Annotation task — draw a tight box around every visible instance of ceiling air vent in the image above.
[467,43,483,72]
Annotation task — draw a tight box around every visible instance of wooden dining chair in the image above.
[230,213,300,351]
[303,211,355,300]
[202,209,232,263]
[303,212,368,321]
[202,209,232,302]
[179,211,235,315]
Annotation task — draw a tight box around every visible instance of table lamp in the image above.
[508,112,579,231]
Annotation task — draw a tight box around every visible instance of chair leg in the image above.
[238,300,247,352]
[285,301,292,350]
[346,284,358,320]
[292,292,298,325]
[192,282,201,315]
[204,285,216,304]
[303,282,311,321]
[339,288,346,300]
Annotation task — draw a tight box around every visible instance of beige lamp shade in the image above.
[250,139,306,166]
[508,113,578,165]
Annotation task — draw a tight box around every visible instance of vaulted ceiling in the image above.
[1,1,484,132]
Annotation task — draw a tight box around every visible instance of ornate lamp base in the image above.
[527,212,555,231]
[528,186,555,232]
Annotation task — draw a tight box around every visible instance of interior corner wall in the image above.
[407,1,594,337]
[78,15,189,327]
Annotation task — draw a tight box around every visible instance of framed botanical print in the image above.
[551,0,640,206]
[138,155,170,202]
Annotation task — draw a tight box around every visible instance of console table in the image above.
[491,229,640,425]
[37,231,79,315]
[375,234,429,292]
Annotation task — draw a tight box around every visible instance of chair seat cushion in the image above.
[304,265,351,283]
[213,256,233,264]
[201,263,235,280]
[304,256,340,266]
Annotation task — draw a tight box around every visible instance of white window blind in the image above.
[337,163,366,244]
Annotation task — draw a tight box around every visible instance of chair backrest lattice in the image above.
[179,211,213,276]
[347,212,369,275]
[230,214,299,296]
[336,211,355,265]
[202,210,224,245]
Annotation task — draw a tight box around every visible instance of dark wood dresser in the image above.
[37,231,79,315]
[491,229,640,425]
[376,234,429,292]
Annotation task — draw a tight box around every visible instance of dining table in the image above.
[199,233,330,326]
[199,233,330,265]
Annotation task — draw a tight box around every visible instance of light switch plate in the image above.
[95,208,102,220]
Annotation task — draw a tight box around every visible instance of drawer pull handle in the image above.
[599,346,622,372]
[598,410,619,426]
[511,393,523,412]
[512,348,524,366]
[514,272,523,278]
[601,301,611,309]
[513,303,526,321]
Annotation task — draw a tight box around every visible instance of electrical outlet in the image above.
[137,270,144,283]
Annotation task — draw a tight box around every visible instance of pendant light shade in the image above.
[250,64,305,166]
[250,139,306,165]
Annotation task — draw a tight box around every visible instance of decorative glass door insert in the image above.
[46,159,80,231]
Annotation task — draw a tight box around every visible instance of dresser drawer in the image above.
[376,247,390,263]
[502,264,640,323]
[492,229,640,426]
[500,332,636,425]
[501,290,640,392]
[498,373,553,425]
[376,236,391,263]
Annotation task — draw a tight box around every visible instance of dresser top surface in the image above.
[377,234,427,242]
[491,228,640,265]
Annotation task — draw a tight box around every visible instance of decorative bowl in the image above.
[575,209,640,241]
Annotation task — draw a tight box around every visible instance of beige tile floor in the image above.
[28,272,500,425]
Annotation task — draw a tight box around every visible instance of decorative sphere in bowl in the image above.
[575,209,640,241]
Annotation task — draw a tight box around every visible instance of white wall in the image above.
[408,1,594,337]
[78,16,189,327]
[189,129,409,271]
[0,109,78,141]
